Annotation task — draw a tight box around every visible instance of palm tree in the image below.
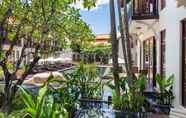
[109,0,120,96]
[116,0,129,75]
[123,0,133,73]
[116,0,135,86]
[122,0,136,85]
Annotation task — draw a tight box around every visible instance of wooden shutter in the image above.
[160,30,166,77]
[182,20,186,107]
[161,0,166,10]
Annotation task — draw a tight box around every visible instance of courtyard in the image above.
[0,0,185,118]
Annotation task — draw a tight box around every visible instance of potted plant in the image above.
[155,74,174,114]
[63,63,103,107]
[109,74,147,118]
[19,83,69,118]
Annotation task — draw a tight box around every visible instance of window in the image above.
[160,30,166,77]
[143,37,156,83]
[161,0,166,10]
[143,38,153,67]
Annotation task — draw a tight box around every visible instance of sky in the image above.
[80,4,110,35]
[73,0,117,35]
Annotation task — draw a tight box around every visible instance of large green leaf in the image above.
[19,87,35,109]
[155,74,174,92]
[19,86,37,117]
[36,85,48,117]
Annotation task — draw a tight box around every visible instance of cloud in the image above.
[71,0,109,11]
[97,0,109,5]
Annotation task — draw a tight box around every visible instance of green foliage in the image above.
[69,18,95,51]
[155,74,174,105]
[63,62,102,99]
[0,110,26,118]
[0,0,96,113]
[0,60,14,79]
[0,0,96,58]
[134,74,147,92]
[83,44,111,55]
[19,84,68,118]
[0,68,3,80]
[51,77,80,112]
[155,74,174,93]
[81,44,112,64]
[110,74,147,112]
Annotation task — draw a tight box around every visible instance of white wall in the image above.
[118,36,139,66]
[128,0,186,108]
[159,0,186,107]
[118,38,124,59]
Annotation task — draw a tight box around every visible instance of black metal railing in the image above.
[133,0,159,20]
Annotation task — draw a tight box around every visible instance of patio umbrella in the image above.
[109,58,125,64]
[38,59,46,65]
[45,57,55,64]
[24,71,65,86]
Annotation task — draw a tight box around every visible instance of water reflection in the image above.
[74,103,115,118]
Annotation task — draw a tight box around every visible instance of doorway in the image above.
[143,36,156,87]
[182,19,186,107]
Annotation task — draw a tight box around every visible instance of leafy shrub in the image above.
[19,83,68,118]
[155,74,174,105]
[110,74,147,112]
[63,63,103,99]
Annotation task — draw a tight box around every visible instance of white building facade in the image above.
[121,0,186,117]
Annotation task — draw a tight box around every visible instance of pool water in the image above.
[61,66,119,118]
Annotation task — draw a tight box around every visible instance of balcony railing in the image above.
[132,0,159,20]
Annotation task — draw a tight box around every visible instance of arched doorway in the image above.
[143,36,156,87]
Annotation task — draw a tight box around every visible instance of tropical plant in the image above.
[19,83,68,118]
[82,44,112,64]
[110,74,147,112]
[155,74,174,93]
[155,74,174,105]
[63,63,103,99]
[109,0,120,98]
[0,110,25,118]
[51,77,80,118]
[0,0,96,113]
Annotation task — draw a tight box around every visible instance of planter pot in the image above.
[79,98,104,109]
[156,104,171,114]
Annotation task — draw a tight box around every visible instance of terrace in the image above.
[0,0,177,118]
[132,0,159,20]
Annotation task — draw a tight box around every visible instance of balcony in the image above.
[132,0,159,20]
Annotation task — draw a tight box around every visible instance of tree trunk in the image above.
[2,79,12,113]
[109,0,120,96]
[116,0,130,75]
[123,0,136,85]
[1,56,40,114]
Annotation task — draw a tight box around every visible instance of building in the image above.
[120,0,186,117]
[2,39,29,65]
[95,34,110,45]
[118,34,139,72]
[2,38,62,66]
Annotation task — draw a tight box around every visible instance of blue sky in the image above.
[78,0,119,35]
[73,0,119,35]
[80,4,110,35]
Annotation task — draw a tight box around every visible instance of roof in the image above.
[96,34,110,40]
